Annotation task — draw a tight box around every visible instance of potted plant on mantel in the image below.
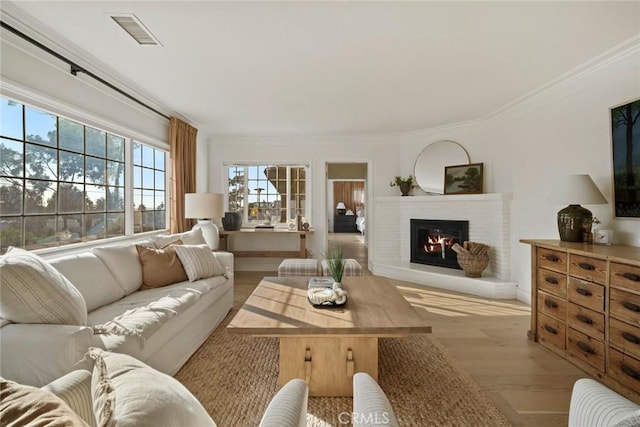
[390,175,414,196]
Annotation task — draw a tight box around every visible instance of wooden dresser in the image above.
[521,239,640,401]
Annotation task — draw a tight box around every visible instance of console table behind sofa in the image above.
[219,229,314,258]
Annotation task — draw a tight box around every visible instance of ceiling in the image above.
[2,1,639,137]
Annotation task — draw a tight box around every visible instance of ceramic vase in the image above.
[222,212,242,231]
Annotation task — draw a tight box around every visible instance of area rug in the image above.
[175,284,511,426]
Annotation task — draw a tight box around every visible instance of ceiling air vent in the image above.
[110,14,162,46]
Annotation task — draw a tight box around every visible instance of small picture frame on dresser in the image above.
[594,229,614,245]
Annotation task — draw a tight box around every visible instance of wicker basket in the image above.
[457,252,490,278]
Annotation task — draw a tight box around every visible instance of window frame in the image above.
[224,162,311,227]
[132,140,167,234]
[0,95,169,255]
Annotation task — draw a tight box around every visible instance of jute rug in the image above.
[175,283,511,426]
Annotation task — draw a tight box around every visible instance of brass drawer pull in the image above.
[544,299,558,309]
[577,341,596,355]
[622,272,640,282]
[545,277,559,285]
[621,364,640,381]
[576,314,593,325]
[623,301,640,312]
[622,332,640,345]
[578,262,595,271]
[576,288,592,297]
[545,254,560,262]
[544,324,558,335]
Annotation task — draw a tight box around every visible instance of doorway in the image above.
[326,162,368,271]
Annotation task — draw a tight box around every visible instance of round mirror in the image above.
[414,140,470,194]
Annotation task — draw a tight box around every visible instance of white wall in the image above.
[400,46,640,303]
[207,136,399,270]
[0,30,169,145]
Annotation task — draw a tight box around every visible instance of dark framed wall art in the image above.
[444,163,483,195]
[610,98,640,218]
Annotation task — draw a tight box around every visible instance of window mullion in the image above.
[124,137,133,235]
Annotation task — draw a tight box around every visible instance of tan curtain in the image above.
[169,117,197,233]
[333,181,365,213]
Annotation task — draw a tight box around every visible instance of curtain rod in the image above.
[1,20,171,121]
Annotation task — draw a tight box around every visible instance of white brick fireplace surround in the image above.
[372,193,517,299]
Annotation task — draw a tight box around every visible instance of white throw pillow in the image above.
[92,245,142,295]
[152,228,206,249]
[88,348,216,427]
[174,245,227,282]
[0,247,87,325]
[50,253,126,312]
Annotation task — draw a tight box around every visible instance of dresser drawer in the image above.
[611,262,640,293]
[537,312,565,351]
[609,348,640,394]
[611,288,640,327]
[610,318,640,360]
[569,254,607,285]
[537,268,567,298]
[567,328,605,372]
[537,291,567,321]
[568,277,605,313]
[537,248,567,274]
[567,302,605,341]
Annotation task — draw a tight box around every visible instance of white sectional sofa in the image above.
[0,230,234,387]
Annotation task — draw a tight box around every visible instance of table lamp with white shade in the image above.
[185,193,224,249]
[336,202,346,215]
[548,174,607,242]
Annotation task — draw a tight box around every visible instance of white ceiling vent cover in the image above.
[111,14,162,46]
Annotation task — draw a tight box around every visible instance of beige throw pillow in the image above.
[0,378,89,427]
[88,348,216,427]
[173,245,227,282]
[135,241,188,289]
[0,247,88,325]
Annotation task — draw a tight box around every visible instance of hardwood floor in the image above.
[397,281,586,427]
[234,232,588,426]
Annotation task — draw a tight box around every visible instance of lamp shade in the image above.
[548,174,607,205]
[185,193,224,219]
[336,202,346,210]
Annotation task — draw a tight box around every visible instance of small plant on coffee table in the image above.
[326,246,345,285]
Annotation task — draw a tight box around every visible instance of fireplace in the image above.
[410,219,469,269]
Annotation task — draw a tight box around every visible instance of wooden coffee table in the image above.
[227,276,431,396]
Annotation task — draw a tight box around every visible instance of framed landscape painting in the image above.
[611,98,640,218]
[444,163,483,195]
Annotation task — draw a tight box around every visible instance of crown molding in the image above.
[401,34,640,139]
[486,34,640,121]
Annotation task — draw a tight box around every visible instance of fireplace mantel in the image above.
[372,193,517,299]
[376,192,509,203]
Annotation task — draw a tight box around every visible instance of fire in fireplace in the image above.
[410,219,469,269]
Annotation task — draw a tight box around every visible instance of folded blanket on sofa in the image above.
[91,285,208,344]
